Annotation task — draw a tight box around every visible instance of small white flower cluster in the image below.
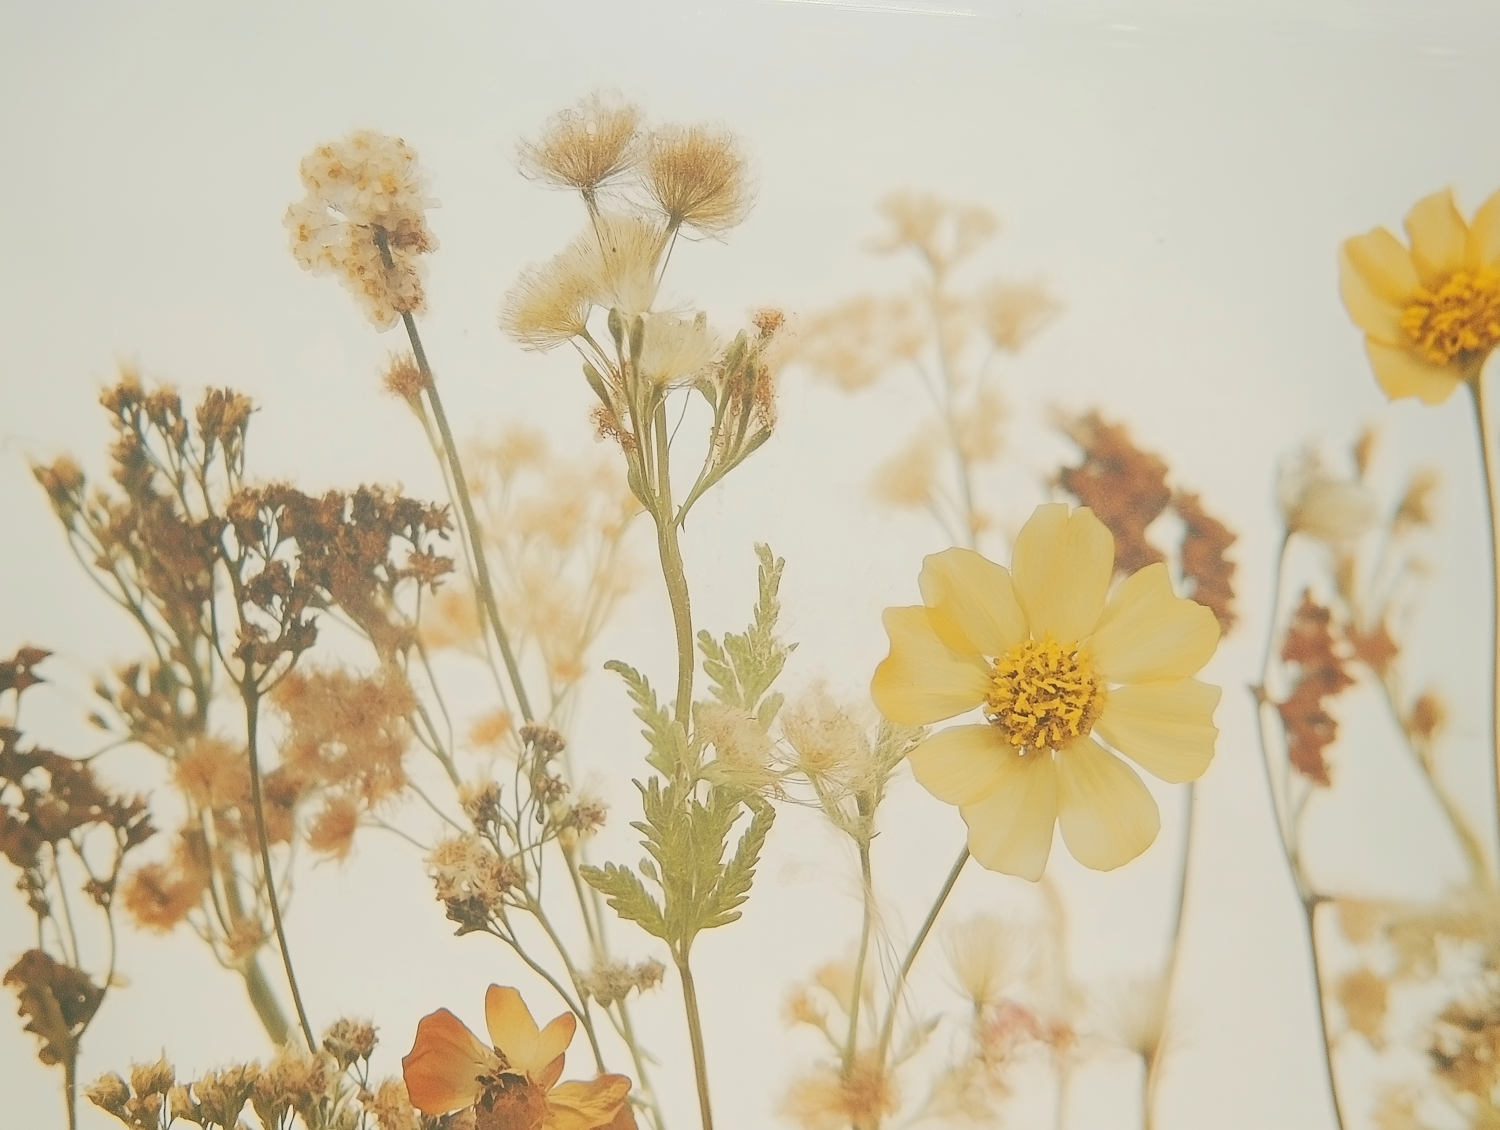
[285,131,438,328]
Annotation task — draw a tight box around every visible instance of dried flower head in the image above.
[1276,593,1355,787]
[285,130,438,328]
[872,192,997,269]
[871,432,941,509]
[322,1017,379,1068]
[383,352,427,404]
[792,295,928,391]
[580,959,667,1008]
[642,124,751,235]
[1394,467,1441,532]
[782,1058,898,1130]
[697,702,778,792]
[570,212,665,317]
[500,249,601,351]
[639,311,719,386]
[428,834,517,911]
[976,279,1060,352]
[519,92,642,195]
[946,915,1024,1008]
[1277,450,1379,545]
[1094,973,1171,1060]
[1335,968,1388,1049]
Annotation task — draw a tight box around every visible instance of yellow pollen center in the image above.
[1400,267,1500,367]
[985,637,1105,752]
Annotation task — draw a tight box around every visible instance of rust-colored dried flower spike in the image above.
[642,124,751,235]
[1276,593,1355,787]
[519,91,642,198]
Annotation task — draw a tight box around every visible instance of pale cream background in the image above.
[2,1,1499,1127]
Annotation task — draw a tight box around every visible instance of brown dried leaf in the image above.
[4,949,102,1066]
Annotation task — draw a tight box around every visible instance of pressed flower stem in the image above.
[674,952,715,1130]
[1303,898,1347,1130]
[876,846,970,1067]
[651,402,696,721]
[841,834,876,1078]
[63,1053,76,1130]
[372,229,533,724]
[242,955,292,1046]
[1145,783,1195,1129]
[243,688,316,1050]
[1469,375,1500,870]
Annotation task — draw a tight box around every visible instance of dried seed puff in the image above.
[1340,186,1500,403]
[641,124,751,235]
[872,504,1221,879]
[518,92,643,194]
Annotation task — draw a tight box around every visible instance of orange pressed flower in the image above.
[402,985,632,1130]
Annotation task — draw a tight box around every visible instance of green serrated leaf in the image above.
[606,659,691,775]
[579,863,668,940]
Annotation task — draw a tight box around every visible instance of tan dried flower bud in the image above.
[784,986,827,1030]
[520,722,567,757]
[85,1073,130,1116]
[1277,450,1378,544]
[975,279,1060,352]
[639,311,719,386]
[468,708,514,751]
[519,92,642,194]
[945,915,1023,1008]
[167,1084,198,1123]
[697,702,778,792]
[32,456,85,512]
[871,433,939,509]
[642,124,751,234]
[1408,691,1448,742]
[307,795,361,860]
[427,834,517,910]
[322,1018,378,1068]
[382,353,426,405]
[131,1057,175,1097]
[582,958,666,1007]
[782,1059,898,1130]
[1336,968,1388,1049]
[1394,468,1441,532]
[367,1078,423,1130]
[192,1064,259,1129]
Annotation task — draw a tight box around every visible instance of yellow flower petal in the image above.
[1366,338,1466,404]
[487,985,575,1077]
[1468,189,1500,270]
[1056,737,1160,871]
[402,1008,493,1115]
[871,606,991,725]
[1405,188,1469,286]
[1341,228,1419,303]
[908,725,1010,806]
[918,547,1027,656]
[1095,679,1220,784]
[1086,563,1218,684]
[547,1075,632,1130]
[1338,244,1405,344]
[959,749,1059,881]
[1011,504,1114,642]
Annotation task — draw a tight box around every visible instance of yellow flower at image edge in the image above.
[402,984,633,1129]
[1340,186,1500,403]
[872,504,1221,880]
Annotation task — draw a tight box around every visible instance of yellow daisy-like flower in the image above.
[1340,187,1500,404]
[871,504,1221,880]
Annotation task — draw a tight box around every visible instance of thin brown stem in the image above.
[244,688,315,1049]
[64,1052,77,1130]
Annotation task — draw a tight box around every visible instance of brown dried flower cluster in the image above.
[285,130,438,328]
[1276,593,1355,787]
[1059,413,1238,632]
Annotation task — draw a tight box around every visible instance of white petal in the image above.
[1011,504,1114,642]
[1086,563,1219,684]
[1056,737,1161,871]
[959,749,1059,881]
[909,725,1010,806]
[1095,679,1220,784]
[872,606,991,725]
[918,547,1027,656]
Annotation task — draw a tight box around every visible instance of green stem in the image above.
[244,688,315,1049]
[64,1052,76,1130]
[241,954,292,1046]
[876,846,969,1066]
[1145,783,1195,1126]
[1304,899,1347,1130]
[1469,375,1500,870]
[842,836,875,1078]
[675,951,714,1130]
[615,996,668,1130]
[400,307,534,724]
[650,403,695,723]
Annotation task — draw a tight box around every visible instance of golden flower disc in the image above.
[984,637,1105,751]
[1400,266,1500,366]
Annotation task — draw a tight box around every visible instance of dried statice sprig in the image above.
[1,650,153,1130]
[1254,427,1458,1129]
[32,372,453,1052]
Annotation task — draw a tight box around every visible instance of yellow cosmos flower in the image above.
[1340,187,1500,404]
[402,984,632,1129]
[871,504,1221,880]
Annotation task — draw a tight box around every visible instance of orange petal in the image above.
[547,1075,632,1130]
[1365,339,1465,404]
[537,1053,567,1091]
[871,606,991,725]
[402,1008,493,1115]
[1405,188,1468,286]
[487,985,578,1078]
